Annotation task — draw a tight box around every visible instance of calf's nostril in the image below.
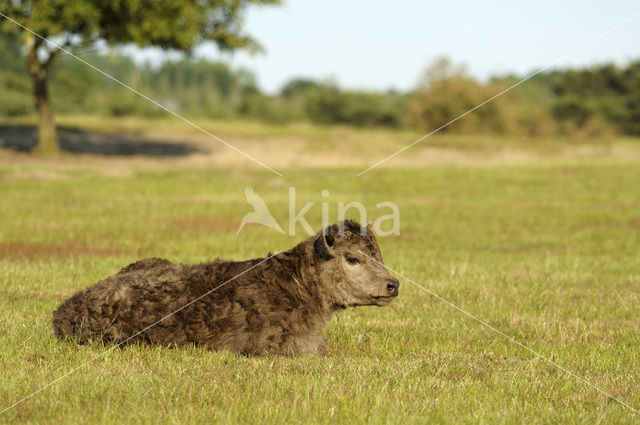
[387,279,400,290]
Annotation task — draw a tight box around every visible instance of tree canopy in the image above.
[0,0,280,153]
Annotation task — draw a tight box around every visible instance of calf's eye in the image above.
[346,257,359,265]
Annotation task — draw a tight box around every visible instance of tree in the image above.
[280,78,318,99]
[0,0,279,154]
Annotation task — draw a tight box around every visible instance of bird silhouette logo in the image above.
[236,187,285,234]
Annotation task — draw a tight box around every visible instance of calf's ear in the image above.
[315,225,337,260]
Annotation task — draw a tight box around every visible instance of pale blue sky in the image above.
[134,1,640,93]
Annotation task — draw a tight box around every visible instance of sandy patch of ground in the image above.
[1,123,639,174]
[0,241,127,259]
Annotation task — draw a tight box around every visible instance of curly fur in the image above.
[52,220,398,356]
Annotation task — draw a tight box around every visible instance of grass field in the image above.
[1,120,640,423]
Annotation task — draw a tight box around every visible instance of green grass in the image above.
[1,160,639,424]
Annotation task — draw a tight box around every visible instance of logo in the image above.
[236,187,285,234]
[236,187,400,236]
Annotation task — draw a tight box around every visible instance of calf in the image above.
[52,220,399,355]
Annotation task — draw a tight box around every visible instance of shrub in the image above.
[405,58,506,134]
[0,89,32,116]
[0,73,32,116]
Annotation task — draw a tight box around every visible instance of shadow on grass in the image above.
[0,125,206,157]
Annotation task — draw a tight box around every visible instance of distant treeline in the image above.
[1,34,639,137]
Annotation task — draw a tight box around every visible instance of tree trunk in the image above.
[32,71,60,155]
[26,36,60,155]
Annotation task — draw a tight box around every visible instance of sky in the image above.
[131,0,640,94]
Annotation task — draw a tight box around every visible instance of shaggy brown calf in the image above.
[52,220,399,356]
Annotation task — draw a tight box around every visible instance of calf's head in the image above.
[313,220,399,308]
